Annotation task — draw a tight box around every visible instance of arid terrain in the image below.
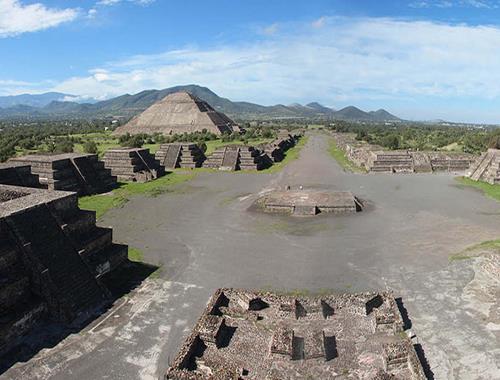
[3,132,499,380]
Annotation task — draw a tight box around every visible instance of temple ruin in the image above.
[165,288,426,380]
[262,132,298,163]
[255,189,362,216]
[468,148,500,184]
[155,143,206,169]
[9,153,117,195]
[203,146,271,171]
[333,132,475,173]
[103,148,165,182]
[0,162,40,187]
[0,185,128,354]
[113,92,237,136]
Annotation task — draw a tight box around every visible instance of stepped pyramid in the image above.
[0,162,40,187]
[203,145,269,171]
[468,148,500,184]
[113,91,237,136]
[103,148,165,182]
[9,153,117,195]
[0,185,127,353]
[155,143,206,169]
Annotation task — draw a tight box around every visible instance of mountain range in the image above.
[0,85,400,121]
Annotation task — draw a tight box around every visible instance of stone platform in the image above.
[256,189,362,216]
[0,162,40,187]
[0,184,128,355]
[103,148,165,182]
[9,153,117,195]
[165,288,426,380]
[155,143,206,169]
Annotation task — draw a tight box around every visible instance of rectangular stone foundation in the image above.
[104,148,165,182]
[165,289,426,380]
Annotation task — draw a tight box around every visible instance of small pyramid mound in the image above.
[113,91,236,136]
[155,143,206,169]
[103,148,165,182]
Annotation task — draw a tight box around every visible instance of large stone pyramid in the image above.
[114,91,236,136]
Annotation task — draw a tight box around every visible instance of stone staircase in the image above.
[238,146,268,170]
[103,148,165,182]
[220,147,240,171]
[155,143,206,169]
[368,151,414,173]
[0,163,40,187]
[468,149,498,182]
[410,152,432,173]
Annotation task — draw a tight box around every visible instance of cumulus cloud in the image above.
[0,0,78,38]
[47,16,500,116]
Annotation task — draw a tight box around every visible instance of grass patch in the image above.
[328,138,366,173]
[455,176,500,202]
[449,238,500,261]
[128,247,144,262]
[260,136,309,174]
[79,171,196,219]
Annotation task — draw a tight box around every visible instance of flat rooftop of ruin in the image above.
[166,288,425,380]
[254,189,362,216]
[0,184,74,218]
[10,153,97,162]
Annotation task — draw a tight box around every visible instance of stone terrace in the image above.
[9,153,117,195]
[203,146,270,171]
[155,143,206,169]
[468,148,500,184]
[165,288,426,380]
[0,162,40,187]
[103,148,165,182]
[0,185,127,355]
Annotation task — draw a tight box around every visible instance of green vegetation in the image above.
[328,120,500,154]
[79,171,195,219]
[205,137,274,155]
[450,238,500,261]
[128,247,144,262]
[328,137,366,173]
[455,177,500,202]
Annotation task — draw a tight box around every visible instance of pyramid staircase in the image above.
[103,148,165,182]
[468,149,500,184]
[155,143,206,169]
[368,151,414,173]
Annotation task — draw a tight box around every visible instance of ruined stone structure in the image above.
[203,146,270,171]
[103,148,165,182]
[165,288,426,379]
[155,143,206,169]
[256,189,362,216]
[333,132,475,174]
[262,132,298,163]
[0,162,40,187]
[10,153,117,195]
[0,185,128,354]
[114,92,237,136]
[468,148,500,184]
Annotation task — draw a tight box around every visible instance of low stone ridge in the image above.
[0,185,128,355]
[203,145,271,171]
[255,189,362,216]
[333,132,476,173]
[262,131,299,162]
[165,288,426,380]
[103,147,165,182]
[9,153,117,195]
[0,162,40,188]
[468,148,500,184]
[113,91,237,136]
[155,143,206,169]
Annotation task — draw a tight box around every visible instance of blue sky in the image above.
[2,0,500,122]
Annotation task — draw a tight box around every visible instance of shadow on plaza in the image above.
[0,261,158,375]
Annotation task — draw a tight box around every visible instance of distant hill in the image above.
[0,92,96,108]
[0,85,400,121]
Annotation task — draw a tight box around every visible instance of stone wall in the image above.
[104,148,165,182]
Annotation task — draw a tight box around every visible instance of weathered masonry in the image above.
[155,143,206,169]
[203,146,271,171]
[0,185,127,355]
[9,153,117,195]
[0,162,39,187]
[103,148,165,182]
[256,189,362,216]
[468,148,500,184]
[165,289,426,380]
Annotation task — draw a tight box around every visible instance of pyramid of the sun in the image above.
[114,91,236,136]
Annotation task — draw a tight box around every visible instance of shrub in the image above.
[83,140,98,154]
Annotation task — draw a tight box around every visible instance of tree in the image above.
[83,140,98,154]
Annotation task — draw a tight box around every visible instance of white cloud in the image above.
[97,0,155,6]
[409,0,497,8]
[0,0,78,38]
